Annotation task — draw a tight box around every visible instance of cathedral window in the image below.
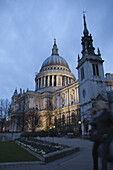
[81,67,85,80]
[92,64,96,75]
[92,64,99,76]
[96,64,99,76]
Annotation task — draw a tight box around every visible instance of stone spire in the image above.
[81,14,95,56]
[14,87,18,96]
[98,48,101,56]
[78,54,80,61]
[52,39,59,56]
[12,88,18,103]
[83,14,89,36]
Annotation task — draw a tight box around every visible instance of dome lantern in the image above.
[52,38,59,56]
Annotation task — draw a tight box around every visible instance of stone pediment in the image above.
[91,93,107,102]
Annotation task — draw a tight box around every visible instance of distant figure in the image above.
[90,100,113,170]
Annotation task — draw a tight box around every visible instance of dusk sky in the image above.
[0,0,113,101]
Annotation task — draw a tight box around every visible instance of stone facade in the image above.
[9,39,80,132]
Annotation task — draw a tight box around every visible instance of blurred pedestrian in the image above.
[90,100,113,170]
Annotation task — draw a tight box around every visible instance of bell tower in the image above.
[77,14,107,135]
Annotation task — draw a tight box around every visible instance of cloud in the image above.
[0,0,113,100]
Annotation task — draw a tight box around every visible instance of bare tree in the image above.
[0,99,10,132]
[0,99,4,117]
[24,109,41,132]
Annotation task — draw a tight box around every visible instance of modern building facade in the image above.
[9,15,113,134]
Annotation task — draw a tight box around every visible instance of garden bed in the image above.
[15,137,80,163]
[16,137,69,156]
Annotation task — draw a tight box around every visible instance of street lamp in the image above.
[78,121,81,124]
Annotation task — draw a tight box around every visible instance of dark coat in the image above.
[90,110,113,141]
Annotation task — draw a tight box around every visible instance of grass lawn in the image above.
[0,142,39,163]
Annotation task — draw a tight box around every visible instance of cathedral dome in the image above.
[35,39,75,93]
[41,55,69,69]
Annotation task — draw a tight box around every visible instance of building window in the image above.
[92,64,96,75]
[81,67,85,80]
[96,64,99,76]
[92,64,99,76]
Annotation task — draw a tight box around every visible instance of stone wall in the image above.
[0,132,21,141]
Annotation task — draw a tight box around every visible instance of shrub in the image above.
[21,132,39,137]
[38,130,48,138]
[48,128,58,137]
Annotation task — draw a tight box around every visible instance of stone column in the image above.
[75,88,77,103]
[48,75,50,87]
[76,87,79,103]
[65,77,66,86]
[60,76,62,86]
[68,77,69,84]
[52,75,54,86]
[44,76,45,87]
[40,77,42,88]
[71,79,73,83]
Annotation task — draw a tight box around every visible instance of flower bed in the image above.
[15,138,68,156]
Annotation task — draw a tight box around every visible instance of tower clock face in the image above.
[82,89,86,98]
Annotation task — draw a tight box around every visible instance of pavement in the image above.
[0,137,113,170]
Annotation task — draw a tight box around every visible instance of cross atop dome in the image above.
[52,38,59,56]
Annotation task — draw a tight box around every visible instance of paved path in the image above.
[0,137,113,170]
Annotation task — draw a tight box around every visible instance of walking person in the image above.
[90,100,113,170]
